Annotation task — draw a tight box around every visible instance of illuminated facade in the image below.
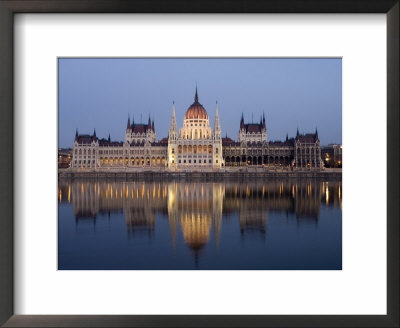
[223,125,321,168]
[71,118,168,169]
[71,88,324,170]
[167,88,223,169]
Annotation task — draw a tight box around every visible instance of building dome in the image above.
[185,88,208,120]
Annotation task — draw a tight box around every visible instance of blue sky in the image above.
[58,58,341,148]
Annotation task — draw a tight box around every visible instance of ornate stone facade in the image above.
[167,88,223,169]
[71,125,167,169]
[71,88,323,170]
[223,119,322,168]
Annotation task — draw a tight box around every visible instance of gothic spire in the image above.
[194,85,199,103]
[148,114,151,128]
[262,112,266,129]
[127,114,131,129]
[315,127,318,138]
[214,101,221,139]
[296,127,300,137]
[75,129,78,138]
[169,101,178,141]
[93,128,96,137]
[108,133,111,142]
[240,113,245,129]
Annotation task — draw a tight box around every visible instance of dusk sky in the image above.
[58,58,341,148]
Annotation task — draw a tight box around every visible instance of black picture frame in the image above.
[0,1,398,327]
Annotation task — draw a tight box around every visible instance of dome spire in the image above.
[194,84,199,103]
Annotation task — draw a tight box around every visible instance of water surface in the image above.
[58,179,342,270]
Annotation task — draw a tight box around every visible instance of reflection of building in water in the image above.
[58,179,341,256]
[321,181,342,208]
[62,181,168,236]
[167,182,223,254]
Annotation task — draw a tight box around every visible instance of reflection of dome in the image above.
[185,88,208,120]
[180,214,211,251]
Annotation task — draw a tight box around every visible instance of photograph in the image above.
[58,58,342,270]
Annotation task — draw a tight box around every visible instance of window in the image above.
[172,160,174,163]
[179,160,181,163]
[209,160,212,163]
[216,148,219,153]
[194,160,196,163]
[189,160,191,163]
[184,160,186,163]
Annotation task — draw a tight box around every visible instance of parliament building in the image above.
[71,88,322,170]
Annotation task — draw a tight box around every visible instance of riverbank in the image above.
[59,168,341,180]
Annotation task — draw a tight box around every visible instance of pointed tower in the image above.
[108,133,111,142]
[296,127,300,137]
[75,129,78,140]
[168,101,178,168]
[262,112,267,142]
[169,101,178,141]
[125,114,132,143]
[194,85,199,103]
[213,101,221,140]
[213,101,223,168]
[315,127,318,139]
[148,114,151,129]
[93,128,96,138]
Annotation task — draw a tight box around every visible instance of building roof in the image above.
[296,133,318,143]
[243,124,263,133]
[185,87,208,120]
[130,123,153,134]
[222,137,235,146]
[97,138,123,147]
[240,113,266,132]
[269,138,295,147]
[75,134,97,145]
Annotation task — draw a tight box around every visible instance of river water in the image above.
[58,179,342,270]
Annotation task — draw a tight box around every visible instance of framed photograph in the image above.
[0,0,398,327]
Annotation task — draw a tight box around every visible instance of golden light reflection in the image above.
[325,187,329,204]
[61,179,341,257]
